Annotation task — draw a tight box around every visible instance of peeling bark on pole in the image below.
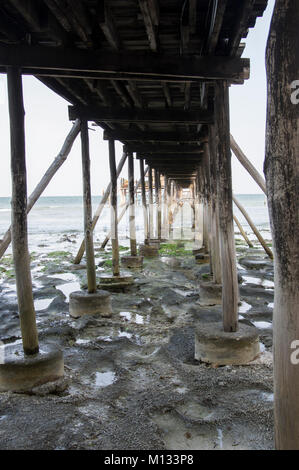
[128,152,137,256]
[265,0,299,450]
[80,119,97,293]
[74,151,127,264]
[0,119,81,260]
[108,139,120,277]
[215,81,239,333]
[139,159,149,243]
[7,66,39,355]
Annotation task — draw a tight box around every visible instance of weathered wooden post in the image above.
[98,141,133,287]
[0,67,64,392]
[155,169,162,240]
[80,119,97,293]
[148,166,154,240]
[69,122,111,318]
[195,93,259,365]
[265,0,299,450]
[139,159,149,244]
[109,139,120,277]
[121,152,143,268]
[209,125,222,284]
[162,175,169,240]
[7,67,39,356]
[215,82,239,332]
[74,151,127,264]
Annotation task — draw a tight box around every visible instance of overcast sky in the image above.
[0,1,274,198]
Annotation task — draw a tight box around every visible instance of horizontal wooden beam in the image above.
[126,144,202,154]
[103,129,202,142]
[69,105,214,124]
[0,45,250,81]
[138,152,203,160]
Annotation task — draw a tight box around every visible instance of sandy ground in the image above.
[0,239,274,450]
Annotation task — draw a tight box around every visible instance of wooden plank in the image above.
[227,0,255,56]
[206,0,228,54]
[104,129,202,142]
[69,105,214,124]
[0,45,250,81]
[138,0,159,52]
[98,0,121,50]
[148,166,154,238]
[127,143,202,153]
[7,66,39,355]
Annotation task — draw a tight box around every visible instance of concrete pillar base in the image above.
[147,239,161,249]
[0,343,64,392]
[121,255,143,268]
[69,289,112,318]
[200,282,222,306]
[98,274,134,290]
[195,322,260,366]
[195,253,210,264]
[193,247,205,255]
[139,244,159,257]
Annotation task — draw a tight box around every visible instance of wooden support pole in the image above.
[0,119,81,260]
[80,119,97,293]
[154,169,162,239]
[168,181,174,240]
[209,125,222,284]
[233,195,273,258]
[128,152,137,256]
[230,134,266,194]
[100,168,148,250]
[233,214,254,248]
[108,139,120,277]
[74,151,127,264]
[162,176,169,239]
[148,167,154,239]
[139,159,149,243]
[265,0,299,449]
[215,81,239,332]
[7,66,39,355]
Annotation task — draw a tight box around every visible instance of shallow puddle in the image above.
[253,321,272,330]
[95,371,116,388]
[239,301,252,313]
[34,298,54,311]
[56,282,81,301]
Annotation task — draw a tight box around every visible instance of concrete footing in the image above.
[195,253,210,264]
[98,274,134,290]
[200,282,222,306]
[0,343,64,392]
[139,244,159,258]
[121,255,143,268]
[192,247,205,255]
[69,289,112,318]
[147,239,161,249]
[195,322,260,366]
